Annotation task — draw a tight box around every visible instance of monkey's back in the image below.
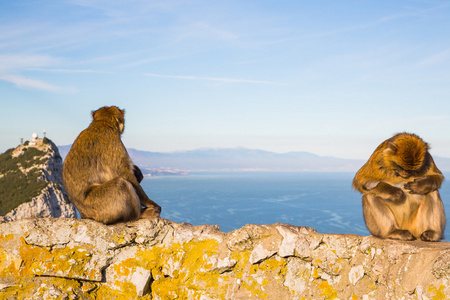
[62,121,130,203]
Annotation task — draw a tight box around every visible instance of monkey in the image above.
[62,106,161,225]
[353,133,446,242]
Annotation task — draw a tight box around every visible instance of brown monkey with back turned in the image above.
[63,106,161,225]
[353,133,445,241]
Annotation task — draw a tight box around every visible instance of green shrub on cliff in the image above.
[0,146,49,215]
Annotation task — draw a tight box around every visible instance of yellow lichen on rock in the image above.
[93,283,152,300]
[100,238,226,299]
[428,284,447,300]
[17,236,100,281]
[318,280,339,299]
[0,281,38,299]
[1,218,450,299]
[146,239,224,299]
[0,248,22,279]
[17,236,52,278]
[0,234,14,242]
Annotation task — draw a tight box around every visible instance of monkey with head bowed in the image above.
[63,106,161,224]
[353,133,446,241]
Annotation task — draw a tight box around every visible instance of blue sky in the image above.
[1,0,450,159]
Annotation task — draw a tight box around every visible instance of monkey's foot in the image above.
[420,230,442,242]
[387,229,415,241]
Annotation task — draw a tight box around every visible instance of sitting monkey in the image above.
[353,133,445,241]
[63,106,161,224]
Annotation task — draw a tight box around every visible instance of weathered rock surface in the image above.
[0,218,449,299]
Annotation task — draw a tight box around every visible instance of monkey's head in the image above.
[384,133,429,178]
[92,106,125,133]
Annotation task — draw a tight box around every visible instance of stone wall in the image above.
[1,218,450,299]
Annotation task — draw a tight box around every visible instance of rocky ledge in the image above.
[0,218,449,299]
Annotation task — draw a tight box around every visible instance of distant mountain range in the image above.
[58,146,354,172]
[57,145,450,173]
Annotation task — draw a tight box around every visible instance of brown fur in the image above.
[353,133,445,241]
[62,106,161,225]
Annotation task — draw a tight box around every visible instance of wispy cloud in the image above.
[29,68,102,74]
[144,73,280,85]
[118,55,185,69]
[0,54,76,92]
[177,21,239,42]
[0,54,59,72]
[415,48,450,68]
[0,74,76,93]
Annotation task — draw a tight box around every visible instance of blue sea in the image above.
[141,172,450,241]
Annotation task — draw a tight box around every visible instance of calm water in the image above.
[141,172,450,240]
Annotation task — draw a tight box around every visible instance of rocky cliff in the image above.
[0,217,449,299]
[0,138,76,221]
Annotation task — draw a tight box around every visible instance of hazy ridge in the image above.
[59,145,362,172]
[58,145,450,172]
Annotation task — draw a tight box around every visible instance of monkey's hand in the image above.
[371,182,406,203]
[362,181,380,191]
[404,177,437,195]
[133,165,144,183]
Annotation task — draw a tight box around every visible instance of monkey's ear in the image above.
[92,107,101,120]
[117,109,125,133]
